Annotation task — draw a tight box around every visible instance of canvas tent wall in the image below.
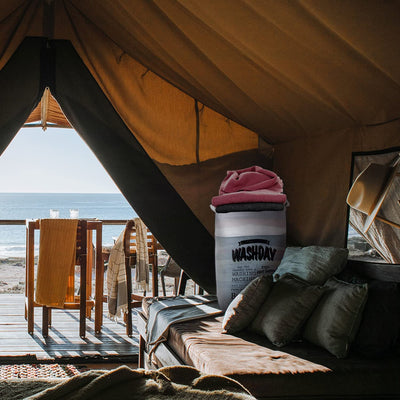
[1,0,400,293]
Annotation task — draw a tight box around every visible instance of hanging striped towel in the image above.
[134,218,150,292]
[35,219,78,308]
[107,230,128,320]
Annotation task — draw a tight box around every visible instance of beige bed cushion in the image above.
[273,246,348,284]
[166,316,400,399]
[222,275,273,334]
[249,275,325,346]
[303,277,368,358]
[169,316,331,377]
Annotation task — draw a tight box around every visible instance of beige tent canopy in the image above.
[1,0,400,292]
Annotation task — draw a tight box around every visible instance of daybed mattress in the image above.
[162,315,400,399]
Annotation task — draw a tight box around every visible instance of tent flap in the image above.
[0,37,42,156]
[53,39,216,293]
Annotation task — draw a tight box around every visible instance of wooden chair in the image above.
[160,256,181,296]
[25,219,103,338]
[123,219,162,336]
[160,257,204,297]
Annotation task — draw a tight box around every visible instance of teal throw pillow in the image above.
[273,246,348,285]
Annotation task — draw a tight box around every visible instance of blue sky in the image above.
[0,127,120,193]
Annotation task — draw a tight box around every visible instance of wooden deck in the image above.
[0,294,139,364]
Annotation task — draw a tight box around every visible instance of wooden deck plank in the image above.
[0,294,139,362]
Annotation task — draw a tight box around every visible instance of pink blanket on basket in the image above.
[211,166,287,206]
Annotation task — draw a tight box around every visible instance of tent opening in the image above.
[0,122,139,290]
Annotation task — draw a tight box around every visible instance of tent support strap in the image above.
[195,99,200,164]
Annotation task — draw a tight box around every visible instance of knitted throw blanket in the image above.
[24,365,256,400]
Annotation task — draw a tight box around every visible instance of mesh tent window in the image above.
[348,149,400,263]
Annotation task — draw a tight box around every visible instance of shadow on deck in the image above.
[0,294,139,364]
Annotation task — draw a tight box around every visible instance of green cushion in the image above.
[222,275,273,333]
[249,274,325,347]
[273,246,348,285]
[303,277,368,358]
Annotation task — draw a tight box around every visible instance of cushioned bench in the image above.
[163,315,400,399]
[138,259,400,400]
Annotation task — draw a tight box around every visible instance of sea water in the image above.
[0,193,137,258]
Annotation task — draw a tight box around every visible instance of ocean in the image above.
[0,193,137,258]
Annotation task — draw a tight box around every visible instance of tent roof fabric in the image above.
[59,0,400,143]
[4,1,400,144]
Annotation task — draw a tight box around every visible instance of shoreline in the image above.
[0,256,26,263]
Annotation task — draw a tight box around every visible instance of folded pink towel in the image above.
[211,166,287,206]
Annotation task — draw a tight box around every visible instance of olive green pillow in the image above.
[222,275,273,333]
[303,277,368,358]
[273,246,349,285]
[249,275,325,347]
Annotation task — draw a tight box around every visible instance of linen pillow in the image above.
[249,274,325,347]
[222,274,273,333]
[303,277,368,358]
[352,280,400,358]
[273,246,349,285]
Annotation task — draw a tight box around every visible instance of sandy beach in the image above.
[0,257,26,293]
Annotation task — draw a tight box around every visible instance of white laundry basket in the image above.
[215,209,286,310]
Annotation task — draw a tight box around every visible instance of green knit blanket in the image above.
[0,365,256,400]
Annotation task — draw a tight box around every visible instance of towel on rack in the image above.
[134,218,150,292]
[35,219,78,308]
[107,230,127,319]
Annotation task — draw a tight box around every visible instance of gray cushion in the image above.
[222,274,273,333]
[249,274,325,347]
[303,277,368,358]
[273,246,348,285]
